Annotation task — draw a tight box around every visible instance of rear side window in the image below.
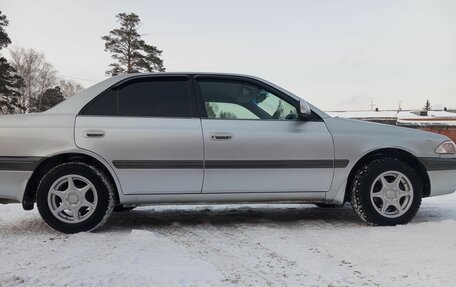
[82,89,117,116]
[118,78,191,117]
[81,77,193,117]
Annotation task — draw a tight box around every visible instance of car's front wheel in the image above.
[37,162,115,233]
[351,158,422,226]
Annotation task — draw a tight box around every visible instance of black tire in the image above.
[350,158,422,226]
[114,205,136,212]
[36,162,115,233]
[314,203,345,208]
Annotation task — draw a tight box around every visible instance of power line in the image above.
[56,73,101,83]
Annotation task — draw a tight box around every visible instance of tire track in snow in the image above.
[162,223,327,286]
[163,225,276,286]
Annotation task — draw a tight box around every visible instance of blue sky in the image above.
[2,0,455,110]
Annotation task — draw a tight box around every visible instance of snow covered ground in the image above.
[1,193,456,287]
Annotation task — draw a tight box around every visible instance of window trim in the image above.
[78,73,322,121]
[79,75,199,118]
[192,75,322,121]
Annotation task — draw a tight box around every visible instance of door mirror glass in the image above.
[298,100,311,120]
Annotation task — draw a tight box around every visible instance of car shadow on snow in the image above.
[102,201,456,232]
[1,201,454,235]
[1,204,361,235]
[106,204,360,228]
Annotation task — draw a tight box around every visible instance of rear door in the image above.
[75,75,204,194]
[195,76,335,193]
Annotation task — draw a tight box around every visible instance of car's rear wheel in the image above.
[351,158,422,226]
[37,162,115,233]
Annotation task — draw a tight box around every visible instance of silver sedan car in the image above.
[1,73,455,233]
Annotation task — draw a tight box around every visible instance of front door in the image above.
[195,76,335,193]
[75,76,204,195]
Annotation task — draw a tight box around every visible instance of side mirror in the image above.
[298,100,311,120]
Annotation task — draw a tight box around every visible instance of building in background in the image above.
[326,109,456,142]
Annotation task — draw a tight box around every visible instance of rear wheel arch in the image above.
[23,153,121,210]
[345,148,430,203]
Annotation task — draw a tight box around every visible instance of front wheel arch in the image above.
[345,148,430,203]
[23,153,120,210]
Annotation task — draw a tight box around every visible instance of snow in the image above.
[327,110,399,119]
[397,111,456,119]
[327,110,456,119]
[397,119,456,127]
[1,193,456,286]
[327,110,456,126]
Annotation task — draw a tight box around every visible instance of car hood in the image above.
[327,117,446,139]
[324,117,450,158]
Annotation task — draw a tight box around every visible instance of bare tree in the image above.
[59,79,84,98]
[9,46,57,113]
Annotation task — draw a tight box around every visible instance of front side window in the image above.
[198,80,298,120]
[81,77,192,117]
[205,102,259,119]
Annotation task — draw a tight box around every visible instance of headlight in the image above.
[435,140,456,154]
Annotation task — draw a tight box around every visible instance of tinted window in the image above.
[82,89,117,116]
[119,78,191,117]
[82,77,192,117]
[198,80,298,120]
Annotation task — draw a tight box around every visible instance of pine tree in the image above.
[102,13,165,76]
[30,86,64,112]
[423,99,431,111]
[0,11,24,114]
[219,111,237,119]
[205,102,219,118]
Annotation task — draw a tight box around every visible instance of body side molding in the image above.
[419,157,456,171]
[0,157,44,171]
[112,159,350,169]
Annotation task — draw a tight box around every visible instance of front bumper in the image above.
[420,157,456,196]
[428,170,456,196]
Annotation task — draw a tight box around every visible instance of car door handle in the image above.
[210,132,233,140]
[84,130,105,138]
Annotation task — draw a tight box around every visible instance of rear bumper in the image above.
[0,170,32,203]
[420,157,456,197]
